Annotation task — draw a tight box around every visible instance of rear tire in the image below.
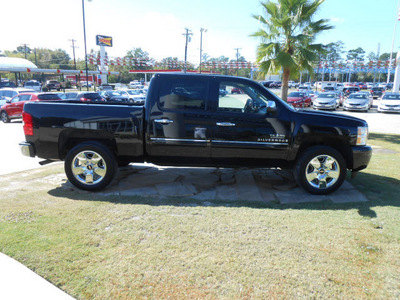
[65,142,117,191]
[1,111,10,123]
[294,146,346,195]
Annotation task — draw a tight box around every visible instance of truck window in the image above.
[158,79,208,111]
[218,81,268,115]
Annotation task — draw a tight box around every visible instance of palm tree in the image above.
[252,0,333,101]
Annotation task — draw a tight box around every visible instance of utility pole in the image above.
[183,28,193,73]
[20,43,29,59]
[234,48,241,76]
[69,39,78,70]
[199,28,207,74]
[69,39,79,88]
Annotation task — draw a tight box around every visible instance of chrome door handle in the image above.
[154,119,174,124]
[216,122,236,127]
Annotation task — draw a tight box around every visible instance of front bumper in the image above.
[313,102,336,110]
[378,105,400,113]
[343,104,369,111]
[351,145,372,171]
[19,141,36,158]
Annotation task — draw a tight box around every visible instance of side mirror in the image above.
[6,99,11,104]
[267,100,277,113]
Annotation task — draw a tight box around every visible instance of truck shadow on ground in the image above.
[47,164,400,219]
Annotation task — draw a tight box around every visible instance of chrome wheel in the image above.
[294,146,346,195]
[65,142,117,191]
[71,150,107,185]
[305,154,340,189]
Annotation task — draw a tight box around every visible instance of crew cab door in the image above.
[210,78,291,162]
[146,76,214,160]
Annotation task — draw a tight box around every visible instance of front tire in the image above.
[294,146,346,195]
[65,142,117,191]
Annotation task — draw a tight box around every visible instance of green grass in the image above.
[0,133,399,299]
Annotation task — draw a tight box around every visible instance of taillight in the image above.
[80,97,88,101]
[22,112,33,136]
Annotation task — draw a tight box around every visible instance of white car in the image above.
[378,92,400,113]
[120,89,146,105]
[24,80,42,92]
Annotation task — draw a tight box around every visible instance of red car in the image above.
[1,92,61,123]
[357,82,367,89]
[231,87,243,94]
[287,91,312,107]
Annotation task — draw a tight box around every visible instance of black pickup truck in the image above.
[19,73,372,195]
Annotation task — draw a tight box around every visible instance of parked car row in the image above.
[1,92,62,123]
[0,87,149,123]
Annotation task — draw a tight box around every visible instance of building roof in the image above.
[0,57,37,69]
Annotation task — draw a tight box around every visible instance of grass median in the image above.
[0,133,399,299]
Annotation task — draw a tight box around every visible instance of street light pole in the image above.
[199,28,207,74]
[82,0,90,91]
[387,0,400,85]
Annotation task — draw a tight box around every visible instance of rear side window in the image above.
[85,93,102,100]
[19,95,32,101]
[38,94,61,100]
[158,79,208,111]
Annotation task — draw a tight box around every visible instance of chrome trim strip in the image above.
[150,138,288,146]
[151,138,209,143]
[154,119,174,124]
[212,140,288,146]
[216,122,236,127]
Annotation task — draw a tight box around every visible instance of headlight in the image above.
[357,126,368,146]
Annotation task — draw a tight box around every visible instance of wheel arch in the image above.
[58,129,118,160]
[294,137,352,169]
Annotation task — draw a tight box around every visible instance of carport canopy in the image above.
[0,57,118,86]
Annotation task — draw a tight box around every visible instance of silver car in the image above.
[343,93,370,112]
[313,92,338,110]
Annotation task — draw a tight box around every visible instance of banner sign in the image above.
[96,35,113,47]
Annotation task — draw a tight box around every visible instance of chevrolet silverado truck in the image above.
[19,73,372,195]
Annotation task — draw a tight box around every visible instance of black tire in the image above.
[64,142,117,191]
[1,111,10,123]
[118,160,131,167]
[294,146,346,195]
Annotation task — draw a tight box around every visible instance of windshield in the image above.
[382,94,400,100]
[318,93,335,98]
[127,90,140,95]
[348,94,367,99]
[288,92,304,97]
